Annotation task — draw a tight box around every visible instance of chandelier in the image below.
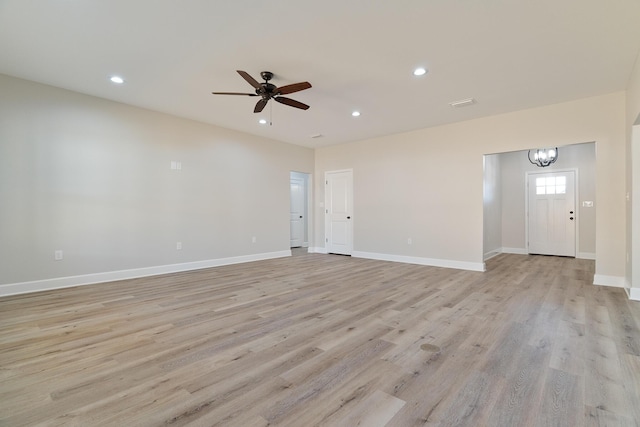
[528,147,558,168]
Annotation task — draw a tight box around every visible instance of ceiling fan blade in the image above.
[212,92,258,96]
[237,70,262,90]
[274,96,310,110]
[254,98,268,113]
[276,82,312,95]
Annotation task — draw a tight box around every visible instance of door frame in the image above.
[324,169,354,255]
[525,168,579,257]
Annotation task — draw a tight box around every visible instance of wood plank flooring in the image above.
[1,251,639,426]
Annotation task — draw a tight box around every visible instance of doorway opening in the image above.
[482,142,595,261]
[290,171,310,251]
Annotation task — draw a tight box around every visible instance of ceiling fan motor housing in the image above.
[257,83,278,99]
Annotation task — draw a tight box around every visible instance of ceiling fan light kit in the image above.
[212,70,312,114]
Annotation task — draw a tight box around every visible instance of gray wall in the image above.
[626,49,640,297]
[0,75,314,288]
[483,154,502,259]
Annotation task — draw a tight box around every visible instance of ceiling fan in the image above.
[212,70,312,113]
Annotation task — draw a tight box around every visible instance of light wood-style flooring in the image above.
[1,251,639,426]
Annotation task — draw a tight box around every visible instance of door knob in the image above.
[347,216,351,219]
[299,216,303,219]
[569,217,574,220]
[569,211,574,214]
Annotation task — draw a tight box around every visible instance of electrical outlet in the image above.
[54,250,63,260]
[176,242,182,250]
[582,201,593,208]
[407,238,412,245]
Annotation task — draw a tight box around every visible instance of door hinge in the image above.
[325,238,328,243]
[326,209,328,214]
[326,180,328,185]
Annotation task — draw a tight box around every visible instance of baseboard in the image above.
[577,252,596,260]
[501,247,528,255]
[630,287,640,301]
[483,250,501,261]
[351,251,485,272]
[500,247,595,260]
[0,250,292,298]
[593,274,625,288]
[307,247,328,254]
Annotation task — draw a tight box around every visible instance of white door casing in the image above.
[290,175,305,248]
[325,170,353,255]
[527,170,576,257]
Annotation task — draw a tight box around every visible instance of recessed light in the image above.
[110,76,125,84]
[413,67,427,76]
[258,119,267,124]
[352,111,361,117]
[449,98,476,108]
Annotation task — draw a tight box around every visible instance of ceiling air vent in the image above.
[449,98,476,108]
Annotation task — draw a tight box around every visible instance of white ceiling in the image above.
[1,1,639,148]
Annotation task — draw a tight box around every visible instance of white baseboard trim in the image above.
[0,250,292,298]
[483,250,501,261]
[499,248,595,260]
[307,247,328,254]
[577,252,596,260]
[501,247,528,255]
[593,274,625,289]
[351,251,485,272]
[629,287,640,301]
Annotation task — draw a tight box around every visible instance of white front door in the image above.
[527,171,576,257]
[325,170,353,255]
[290,175,305,248]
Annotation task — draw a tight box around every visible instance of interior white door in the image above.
[325,170,353,255]
[527,171,576,257]
[290,176,305,248]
